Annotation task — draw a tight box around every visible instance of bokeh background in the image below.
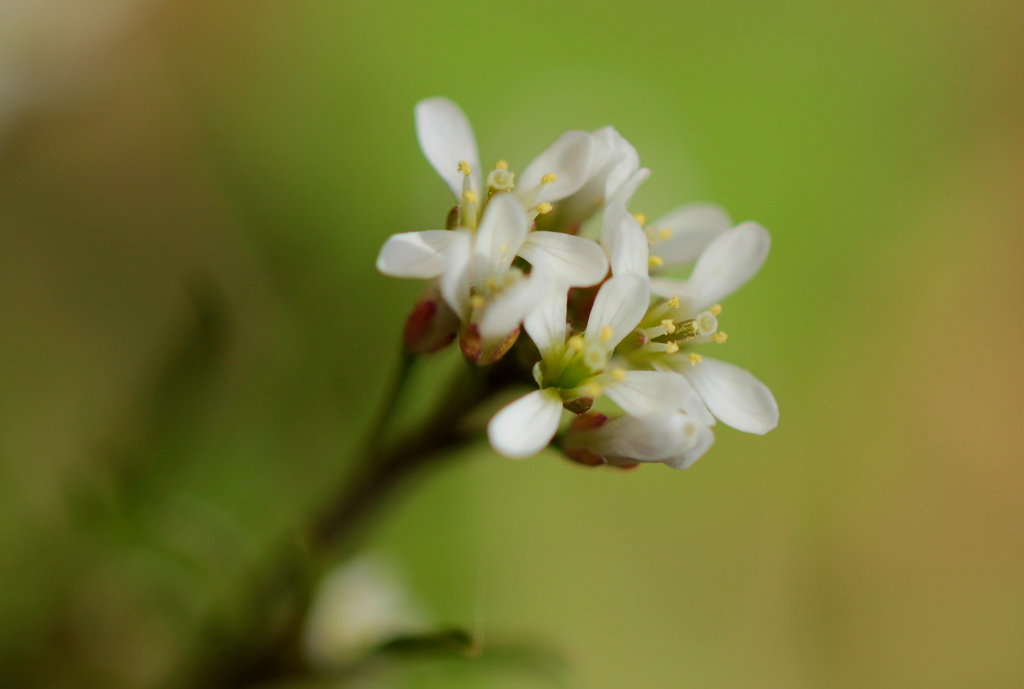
[2,0,1023,687]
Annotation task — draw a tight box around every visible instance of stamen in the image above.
[599,326,614,342]
[667,296,680,308]
[535,202,553,215]
[540,173,557,185]
[586,382,602,397]
[462,190,478,204]
[494,160,508,170]
[707,304,722,316]
[632,213,646,226]
[664,342,679,354]
[660,319,676,334]
[485,279,498,292]
[659,228,672,240]
[712,332,728,344]
[567,335,586,351]
[609,368,626,381]
[470,295,485,309]
[687,353,703,366]
[458,161,472,176]
[648,256,664,267]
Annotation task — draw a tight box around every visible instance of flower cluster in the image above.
[377,97,777,469]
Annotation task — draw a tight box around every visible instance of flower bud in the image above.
[403,281,459,354]
[459,323,520,365]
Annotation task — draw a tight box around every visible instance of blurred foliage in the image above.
[1,0,1023,688]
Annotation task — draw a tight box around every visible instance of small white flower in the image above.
[616,214,779,435]
[303,554,427,668]
[553,126,645,225]
[487,273,709,459]
[562,410,716,470]
[377,98,610,350]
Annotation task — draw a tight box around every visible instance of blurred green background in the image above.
[1,0,1023,687]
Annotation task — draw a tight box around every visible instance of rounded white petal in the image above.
[415,97,480,200]
[601,203,650,277]
[647,276,692,300]
[603,370,714,425]
[685,222,770,311]
[487,389,564,459]
[376,230,464,279]
[680,357,778,434]
[584,275,650,350]
[664,425,716,470]
[607,166,650,207]
[479,275,546,340]
[524,289,568,363]
[650,203,732,267]
[474,194,529,284]
[518,231,608,287]
[519,131,595,203]
[437,231,473,315]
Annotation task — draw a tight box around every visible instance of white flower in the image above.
[562,410,716,470]
[616,216,779,435]
[550,126,645,226]
[303,554,427,668]
[487,273,707,459]
[377,98,609,352]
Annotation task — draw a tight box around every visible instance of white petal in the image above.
[685,222,770,312]
[487,389,564,459]
[376,230,463,278]
[680,357,778,434]
[474,194,529,284]
[479,274,548,340]
[664,425,716,469]
[524,288,568,363]
[603,371,714,425]
[608,167,650,208]
[650,203,732,267]
[519,131,594,203]
[603,136,640,201]
[601,203,649,277]
[437,231,472,315]
[648,276,692,300]
[518,232,608,287]
[415,97,480,200]
[584,275,650,350]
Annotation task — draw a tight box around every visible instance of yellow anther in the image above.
[485,279,498,291]
[535,202,553,215]
[658,227,672,240]
[462,190,478,204]
[648,256,664,267]
[457,160,472,176]
[567,335,586,351]
[599,326,614,342]
[632,213,646,226]
[585,383,603,397]
[470,295,485,308]
[687,353,703,366]
[666,296,680,308]
[664,342,680,354]
[494,160,508,170]
[540,173,557,185]
[661,319,676,334]
[712,332,728,344]
[708,304,722,316]
[609,368,626,381]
